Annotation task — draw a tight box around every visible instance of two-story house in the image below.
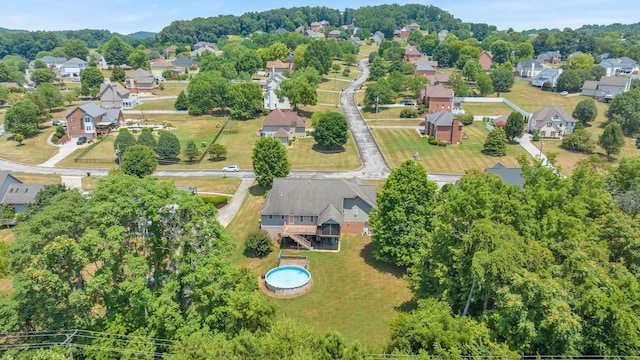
[582,76,631,101]
[99,82,139,109]
[537,51,562,64]
[261,109,306,145]
[420,84,454,113]
[259,176,377,250]
[263,73,291,111]
[65,102,123,140]
[531,68,563,89]
[598,57,639,76]
[424,111,463,144]
[527,105,578,138]
[478,50,493,69]
[60,58,88,77]
[266,59,295,76]
[126,69,157,92]
[515,59,544,78]
[404,45,423,62]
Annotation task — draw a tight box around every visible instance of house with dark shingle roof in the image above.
[599,56,639,76]
[531,68,563,89]
[99,82,139,109]
[60,57,88,77]
[65,102,123,140]
[126,68,157,92]
[485,163,524,187]
[515,59,544,78]
[259,176,377,250]
[0,172,46,213]
[421,84,454,113]
[424,111,462,144]
[261,109,306,145]
[404,45,423,62]
[537,50,561,64]
[582,76,631,101]
[527,105,577,138]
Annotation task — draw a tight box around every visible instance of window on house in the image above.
[541,131,546,136]
[558,123,563,128]
[269,215,272,219]
[547,120,552,127]
[86,126,92,131]
[551,131,556,137]
[71,118,75,122]
[568,122,574,128]
[558,130,562,136]
[281,215,285,220]
[72,126,76,131]
[84,117,91,123]
[300,216,304,222]
[310,216,314,222]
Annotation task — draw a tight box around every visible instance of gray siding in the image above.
[343,198,372,223]
[0,176,21,200]
[261,214,285,227]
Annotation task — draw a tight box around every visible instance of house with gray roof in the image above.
[99,82,139,109]
[582,76,631,101]
[60,57,88,77]
[40,56,67,69]
[527,105,577,138]
[515,59,544,78]
[263,73,291,111]
[598,57,639,76]
[126,68,157,92]
[537,50,561,64]
[371,31,385,44]
[424,111,463,144]
[65,102,123,140]
[259,176,377,250]
[0,172,46,213]
[485,163,524,187]
[531,68,563,89]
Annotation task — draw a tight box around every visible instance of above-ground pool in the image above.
[265,265,311,295]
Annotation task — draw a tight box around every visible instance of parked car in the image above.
[222,165,239,172]
[76,136,88,145]
[52,120,62,126]
[560,91,568,96]
[399,99,415,106]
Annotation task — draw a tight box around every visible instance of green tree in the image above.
[30,68,57,86]
[4,99,40,136]
[363,79,395,108]
[62,39,89,60]
[79,66,104,97]
[127,48,150,70]
[121,144,157,177]
[187,71,228,115]
[113,128,136,154]
[174,90,188,111]
[252,137,290,188]
[303,40,332,74]
[599,122,625,156]
[449,71,471,97]
[101,36,133,65]
[504,111,525,141]
[489,67,514,94]
[110,65,126,83]
[476,71,494,96]
[36,83,63,110]
[572,98,598,125]
[483,127,507,156]
[462,59,482,82]
[489,40,514,64]
[136,128,156,149]
[313,111,348,149]
[183,140,201,161]
[63,91,78,106]
[590,65,607,81]
[566,53,595,71]
[277,76,317,110]
[244,230,273,258]
[156,130,181,159]
[367,56,388,81]
[369,160,437,266]
[557,69,583,92]
[606,87,640,136]
[562,127,595,152]
[208,143,227,161]
[14,133,25,145]
[514,42,534,61]
[226,82,263,119]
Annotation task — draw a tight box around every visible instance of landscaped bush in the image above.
[532,132,540,141]
[458,113,474,126]
[244,229,273,258]
[201,195,229,206]
[400,108,419,118]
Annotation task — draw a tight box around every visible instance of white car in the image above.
[222,165,239,172]
[560,91,568,96]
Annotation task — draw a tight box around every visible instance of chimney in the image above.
[531,62,535,78]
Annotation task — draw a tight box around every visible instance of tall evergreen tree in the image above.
[599,122,625,156]
[156,130,181,159]
[483,127,507,156]
[252,137,290,187]
[174,90,189,111]
[504,112,525,141]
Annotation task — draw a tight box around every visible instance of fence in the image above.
[196,117,231,163]
[73,136,108,162]
[457,97,531,119]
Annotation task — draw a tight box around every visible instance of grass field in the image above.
[288,136,362,171]
[373,122,531,173]
[317,90,340,105]
[461,102,515,117]
[82,176,242,195]
[226,187,412,350]
[152,82,188,96]
[0,124,59,164]
[367,119,424,126]
[11,173,62,184]
[132,99,177,110]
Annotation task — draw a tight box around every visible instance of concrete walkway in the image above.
[0,124,5,138]
[61,175,84,191]
[516,133,551,167]
[217,178,253,227]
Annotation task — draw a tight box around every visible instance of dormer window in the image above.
[547,120,552,127]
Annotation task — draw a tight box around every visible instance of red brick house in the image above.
[420,84,454,113]
[65,102,123,140]
[424,111,462,144]
[404,45,423,62]
[479,50,493,70]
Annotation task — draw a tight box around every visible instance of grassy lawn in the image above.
[461,102,514,117]
[288,136,362,171]
[367,119,424,126]
[226,187,412,350]
[12,173,62,184]
[317,90,340,105]
[132,99,177,110]
[0,124,59,164]
[373,122,530,173]
[361,106,406,120]
[0,110,5,124]
[152,82,188,96]
[318,78,349,91]
[503,81,609,116]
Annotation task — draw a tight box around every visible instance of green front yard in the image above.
[0,124,59,165]
[373,122,531,174]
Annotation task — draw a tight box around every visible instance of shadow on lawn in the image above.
[312,144,346,154]
[359,241,407,279]
[249,185,269,197]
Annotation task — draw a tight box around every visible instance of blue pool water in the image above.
[265,266,311,290]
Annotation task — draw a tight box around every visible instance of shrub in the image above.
[201,195,229,206]
[458,113,474,126]
[244,229,273,258]
[400,108,419,118]
[532,132,540,141]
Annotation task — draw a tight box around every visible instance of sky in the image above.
[1,0,639,34]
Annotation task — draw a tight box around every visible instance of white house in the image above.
[599,57,639,77]
[60,58,88,77]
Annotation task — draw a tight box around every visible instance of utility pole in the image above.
[375,95,379,122]
[413,148,419,164]
[116,144,122,170]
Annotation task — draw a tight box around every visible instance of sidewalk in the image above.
[516,133,552,167]
[217,178,253,227]
[39,137,80,168]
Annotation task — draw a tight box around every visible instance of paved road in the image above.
[340,59,391,179]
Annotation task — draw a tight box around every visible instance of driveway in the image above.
[39,139,80,167]
[339,59,391,179]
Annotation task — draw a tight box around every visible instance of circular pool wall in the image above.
[265,265,311,295]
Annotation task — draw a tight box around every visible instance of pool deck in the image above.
[259,277,314,299]
[279,258,308,268]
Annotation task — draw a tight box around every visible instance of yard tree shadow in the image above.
[359,241,407,279]
[395,298,419,313]
[249,184,269,197]
[312,144,346,154]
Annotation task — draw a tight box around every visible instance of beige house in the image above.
[261,109,306,146]
[527,105,578,138]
